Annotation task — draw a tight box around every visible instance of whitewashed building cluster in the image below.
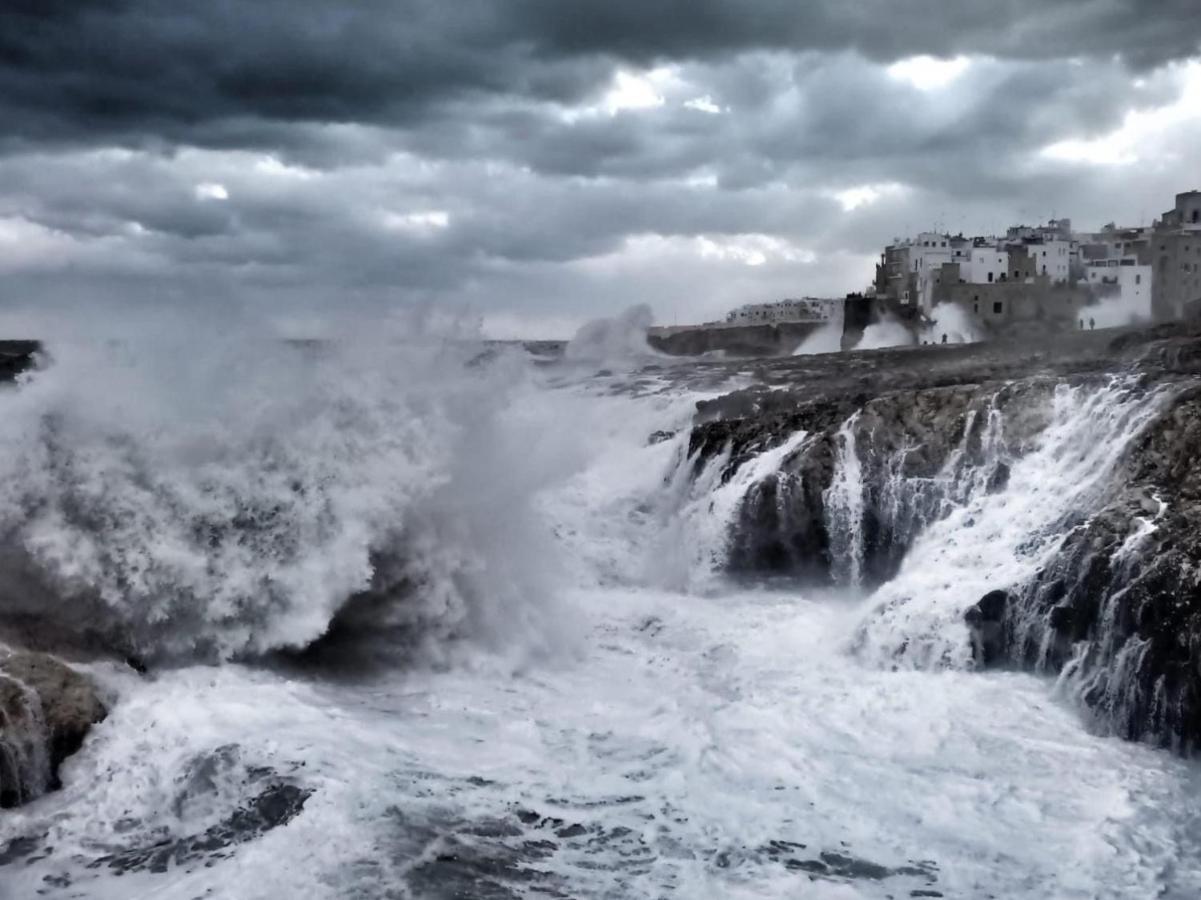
[874,191,1201,327]
[725,297,837,325]
[877,220,1077,313]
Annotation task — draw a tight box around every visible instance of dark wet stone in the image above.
[986,461,1011,493]
[647,430,676,445]
[0,833,45,866]
[681,322,1201,753]
[88,782,311,874]
[1049,604,1075,631]
[637,617,663,636]
[765,839,807,854]
[406,838,556,900]
[0,652,107,808]
[818,850,893,880]
[786,858,828,875]
[965,591,1010,667]
[468,818,524,839]
[763,840,939,889]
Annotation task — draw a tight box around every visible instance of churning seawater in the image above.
[1,333,1200,899]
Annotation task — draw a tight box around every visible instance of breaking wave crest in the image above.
[0,332,571,664]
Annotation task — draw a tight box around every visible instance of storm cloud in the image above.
[1,1,1199,334]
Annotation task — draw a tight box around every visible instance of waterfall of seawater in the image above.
[667,428,812,590]
[851,378,1166,670]
[824,413,865,587]
[0,671,51,808]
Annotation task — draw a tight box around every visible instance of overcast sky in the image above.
[2,1,1200,337]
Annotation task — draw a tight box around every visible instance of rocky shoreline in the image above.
[684,321,1201,751]
[1,323,1199,810]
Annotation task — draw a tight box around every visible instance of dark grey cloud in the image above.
[2,0,1199,153]
[1,1,1199,335]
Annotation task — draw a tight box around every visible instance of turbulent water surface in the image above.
[1,336,1200,899]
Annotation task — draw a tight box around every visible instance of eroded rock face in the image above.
[682,323,1201,752]
[1004,386,1201,750]
[689,379,1060,586]
[0,652,107,808]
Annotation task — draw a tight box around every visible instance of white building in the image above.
[901,232,955,311]
[1024,239,1071,283]
[1086,258,1152,320]
[967,244,1010,284]
[726,297,837,325]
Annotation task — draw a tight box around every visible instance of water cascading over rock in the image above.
[683,324,1201,751]
[0,652,106,807]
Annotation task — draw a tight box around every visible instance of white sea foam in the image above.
[5,587,1200,899]
[0,326,586,664]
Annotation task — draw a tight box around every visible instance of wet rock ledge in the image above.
[0,652,107,808]
[684,321,1201,751]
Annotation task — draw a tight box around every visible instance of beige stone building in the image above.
[1153,191,1201,321]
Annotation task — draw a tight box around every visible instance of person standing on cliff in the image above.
[1089,317,1095,330]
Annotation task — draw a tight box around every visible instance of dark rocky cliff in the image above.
[647,321,826,357]
[684,322,1201,751]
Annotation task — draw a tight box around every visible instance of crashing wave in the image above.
[0,334,567,663]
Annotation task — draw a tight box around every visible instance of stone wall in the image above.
[647,321,825,357]
[935,279,1090,336]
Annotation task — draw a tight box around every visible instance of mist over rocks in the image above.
[683,320,1201,750]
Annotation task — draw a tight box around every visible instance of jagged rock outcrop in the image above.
[1003,385,1201,750]
[689,379,1060,585]
[0,652,107,808]
[683,322,1201,752]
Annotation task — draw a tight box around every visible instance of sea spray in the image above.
[563,304,658,362]
[856,315,914,350]
[923,302,985,344]
[792,303,846,356]
[0,330,582,664]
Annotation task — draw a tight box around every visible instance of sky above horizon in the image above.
[2,1,1200,338]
